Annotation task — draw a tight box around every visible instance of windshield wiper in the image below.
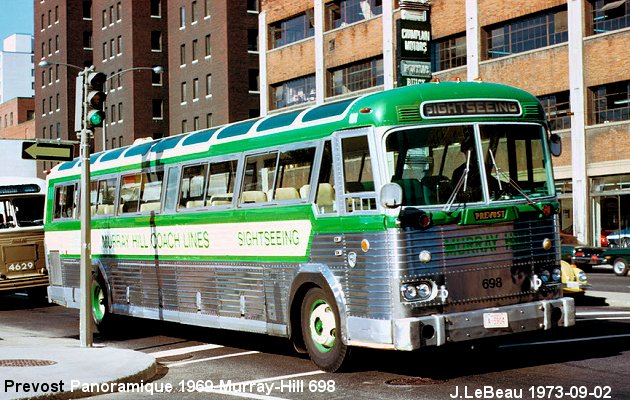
[443,150,471,212]
[488,149,534,204]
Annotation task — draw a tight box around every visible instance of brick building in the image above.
[0,97,36,140]
[259,0,630,246]
[92,0,169,149]
[167,0,260,133]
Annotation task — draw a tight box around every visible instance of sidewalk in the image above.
[0,336,157,400]
[587,290,630,308]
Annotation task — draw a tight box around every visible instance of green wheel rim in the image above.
[92,282,105,322]
[309,299,336,353]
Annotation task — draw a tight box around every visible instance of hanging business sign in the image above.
[397,17,432,86]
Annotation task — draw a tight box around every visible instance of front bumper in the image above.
[393,297,575,351]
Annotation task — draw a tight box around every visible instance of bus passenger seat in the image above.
[274,187,299,201]
[316,183,335,212]
[185,200,205,208]
[299,185,310,199]
[241,190,267,204]
[140,202,161,212]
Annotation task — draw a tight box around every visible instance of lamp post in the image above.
[39,60,95,347]
[102,66,164,151]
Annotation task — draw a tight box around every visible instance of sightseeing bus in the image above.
[45,81,574,371]
[0,177,48,298]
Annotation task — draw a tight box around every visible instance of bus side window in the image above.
[271,147,315,202]
[206,159,237,207]
[163,167,180,212]
[120,173,142,213]
[139,170,164,213]
[179,163,208,209]
[53,183,78,220]
[314,141,337,214]
[90,177,117,216]
[341,135,377,212]
[239,153,278,205]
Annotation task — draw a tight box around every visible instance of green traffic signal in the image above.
[87,110,106,127]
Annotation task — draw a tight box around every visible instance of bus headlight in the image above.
[542,238,552,250]
[400,281,435,302]
[552,268,561,282]
[541,270,550,283]
[419,250,432,263]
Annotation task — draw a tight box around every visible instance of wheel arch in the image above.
[91,258,113,313]
[288,264,348,351]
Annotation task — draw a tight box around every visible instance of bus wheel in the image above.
[92,276,116,334]
[613,258,629,276]
[301,287,350,372]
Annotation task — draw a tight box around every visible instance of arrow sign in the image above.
[21,141,75,162]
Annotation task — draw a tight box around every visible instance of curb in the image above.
[586,290,630,308]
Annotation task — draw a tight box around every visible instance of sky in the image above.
[0,0,34,50]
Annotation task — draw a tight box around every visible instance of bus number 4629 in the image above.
[8,262,35,271]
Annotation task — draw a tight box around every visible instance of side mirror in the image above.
[380,183,403,209]
[549,133,562,157]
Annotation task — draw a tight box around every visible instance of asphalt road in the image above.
[1,291,630,400]
[587,270,630,293]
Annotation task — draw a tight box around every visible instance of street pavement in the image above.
[0,289,628,400]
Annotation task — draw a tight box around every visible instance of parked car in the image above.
[561,260,591,295]
[560,234,611,272]
[606,227,630,248]
[601,247,630,276]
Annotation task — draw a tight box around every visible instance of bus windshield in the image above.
[384,123,553,207]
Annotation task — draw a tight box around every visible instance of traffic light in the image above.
[84,71,107,129]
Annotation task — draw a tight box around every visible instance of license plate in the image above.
[566,282,580,289]
[483,312,509,328]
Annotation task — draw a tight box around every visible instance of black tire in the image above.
[92,276,118,334]
[301,287,350,372]
[27,286,48,305]
[613,257,629,277]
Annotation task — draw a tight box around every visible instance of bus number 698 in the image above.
[482,277,503,289]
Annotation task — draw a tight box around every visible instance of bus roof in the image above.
[0,177,46,195]
[49,81,544,180]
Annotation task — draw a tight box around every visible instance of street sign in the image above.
[21,140,75,162]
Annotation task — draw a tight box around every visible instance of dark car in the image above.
[560,234,611,272]
[601,247,630,276]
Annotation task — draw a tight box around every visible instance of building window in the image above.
[151,31,162,51]
[110,39,115,58]
[485,7,568,59]
[205,74,212,96]
[192,1,198,23]
[180,6,186,28]
[150,0,161,17]
[102,9,107,27]
[194,116,199,131]
[119,136,124,147]
[56,93,60,110]
[192,39,198,62]
[181,82,187,103]
[272,75,316,109]
[269,11,315,48]
[109,6,114,25]
[205,34,211,56]
[116,2,121,21]
[55,35,59,52]
[83,1,92,20]
[55,6,59,22]
[41,14,44,31]
[152,66,162,86]
[48,38,52,55]
[204,0,211,17]
[117,35,122,54]
[247,0,259,12]
[41,70,45,87]
[249,69,259,92]
[590,0,630,35]
[118,102,123,121]
[248,29,258,51]
[193,78,199,100]
[325,0,382,30]
[41,42,45,59]
[111,104,116,123]
[591,80,630,124]
[180,44,186,65]
[182,120,188,133]
[329,57,383,96]
[102,42,107,60]
[431,34,466,72]
[48,10,52,27]
[539,91,571,131]
[117,69,122,88]
[83,32,93,50]
[206,113,213,128]
[56,122,61,137]
[152,99,163,119]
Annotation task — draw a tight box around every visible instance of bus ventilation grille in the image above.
[522,103,543,118]
[397,106,422,122]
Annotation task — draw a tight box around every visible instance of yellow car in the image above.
[561,260,591,295]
